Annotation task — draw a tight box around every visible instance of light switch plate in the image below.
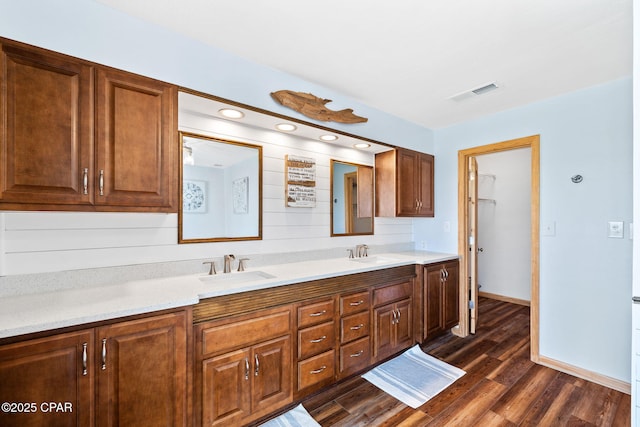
[608,221,624,238]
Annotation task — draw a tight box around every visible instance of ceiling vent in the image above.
[449,82,499,101]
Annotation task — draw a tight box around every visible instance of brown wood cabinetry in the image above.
[0,330,94,427]
[338,290,370,378]
[0,309,189,427]
[424,260,460,341]
[295,298,336,396]
[0,38,177,212]
[195,306,292,427]
[375,147,434,217]
[372,281,413,362]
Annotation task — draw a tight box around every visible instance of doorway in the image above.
[456,135,540,361]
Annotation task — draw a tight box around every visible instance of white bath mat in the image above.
[362,345,465,409]
[259,404,320,427]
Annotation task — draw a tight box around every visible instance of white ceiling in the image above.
[97,0,632,129]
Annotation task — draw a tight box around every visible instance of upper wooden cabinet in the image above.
[0,38,177,212]
[375,147,434,217]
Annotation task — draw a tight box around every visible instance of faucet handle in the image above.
[346,249,354,259]
[202,261,216,275]
[238,258,249,272]
[362,244,369,257]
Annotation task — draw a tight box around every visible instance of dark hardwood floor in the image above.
[300,297,631,426]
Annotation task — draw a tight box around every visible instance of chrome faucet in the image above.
[223,254,235,273]
[355,244,369,258]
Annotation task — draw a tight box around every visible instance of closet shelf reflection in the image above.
[478,198,496,205]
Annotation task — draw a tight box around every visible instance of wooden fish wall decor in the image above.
[271,90,368,124]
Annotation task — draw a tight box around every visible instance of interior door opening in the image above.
[456,135,540,361]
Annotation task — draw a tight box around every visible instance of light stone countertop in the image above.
[0,251,458,339]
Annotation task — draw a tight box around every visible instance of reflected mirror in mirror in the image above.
[179,132,262,243]
[331,160,374,236]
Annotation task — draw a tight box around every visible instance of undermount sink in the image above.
[350,256,401,264]
[198,270,276,285]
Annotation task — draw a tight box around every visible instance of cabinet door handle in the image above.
[99,170,104,196]
[82,342,88,376]
[310,335,327,343]
[309,310,326,317]
[349,300,364,306]
[82,168,88,195]
[350,324,364,330]
[350,350,364,358]
[244,357,249,380]
[101,338,107,370]
[391,309,398,325]
[254,354,259,376]
[396,309,401,323]
[415,199,420,211]
[310,365,327,375]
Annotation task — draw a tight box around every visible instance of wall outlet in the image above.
[608,221,624,238]
[420,241,426,249]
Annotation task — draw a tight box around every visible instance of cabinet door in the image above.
[424,265,444,340]
[443,261,460,329]
[395,298,413,351]
[396,149,419,216]
[202,348,251,427]
[0,330,94,427]
[0,41,94,206]
[251,336,292,420]
[416,153,434,216]
[373,304,395,361]
[95,67,176,210]
[96,311,187,427]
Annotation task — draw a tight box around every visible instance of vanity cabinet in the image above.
[0,37,177,212]
[0,309,189,427]
[295,298,336,396]
[375,147,434,217]
[338,290,371,379]
[372,281,413,362]
[195,306,293,427]
[424,260,460,341]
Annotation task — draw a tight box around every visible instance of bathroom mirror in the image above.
[179,131,262,243]
[331,160,374,236]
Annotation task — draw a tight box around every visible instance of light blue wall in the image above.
[417,78,633,382]
[0,0,434,152]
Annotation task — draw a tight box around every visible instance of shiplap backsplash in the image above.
[0,101,417,277]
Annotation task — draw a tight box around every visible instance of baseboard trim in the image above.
[535,354,630,394]
[479,291,530,307]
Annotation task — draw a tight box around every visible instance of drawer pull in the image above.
[309,310,327,317]
[349,300,364,306]
[350,350,364,358]
[350,324,364,331]
[310,335,327,343]
[82,342,88,376]
[101,338,107,370]
[310,365,327,375]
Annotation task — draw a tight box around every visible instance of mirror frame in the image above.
[330,159,374,237]
[178,131,263,243]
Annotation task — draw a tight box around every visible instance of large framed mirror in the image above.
[330,160,374,236]
[179,131,262,243]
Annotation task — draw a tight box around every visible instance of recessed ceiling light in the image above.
[276,123,297,132]
[319,134,338,142]
[353,143,371,149]
[218,108,244,119]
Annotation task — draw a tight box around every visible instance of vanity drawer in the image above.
[200,307,291,356]
[298,321,335,359]
[297,299,335,328]
[340,291,370,316]
[298,349,335,390]
[372,281,412,307]
[340,311,369,344]
[339,337,370,378]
